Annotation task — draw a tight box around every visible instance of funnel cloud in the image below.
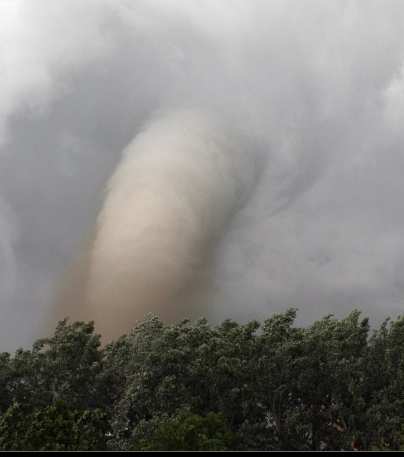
[53,109,258,340]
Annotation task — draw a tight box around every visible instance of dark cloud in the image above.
[1,0,404,350]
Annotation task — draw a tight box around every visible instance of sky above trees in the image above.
[1,1,404,350]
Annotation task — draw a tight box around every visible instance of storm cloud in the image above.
[1,0,404,349]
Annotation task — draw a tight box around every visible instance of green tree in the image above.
[0,400,109,451]
[1,310,404,451]
[130,409,234,451]
[0,320,112,451]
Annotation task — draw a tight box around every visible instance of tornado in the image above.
[53,109,257,341]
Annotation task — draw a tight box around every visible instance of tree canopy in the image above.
[1,310,404,450]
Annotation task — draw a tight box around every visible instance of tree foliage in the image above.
[0,310,404,450]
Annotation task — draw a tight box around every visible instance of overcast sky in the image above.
[1,0,404,350]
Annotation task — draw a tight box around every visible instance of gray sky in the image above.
[1,0,404,350]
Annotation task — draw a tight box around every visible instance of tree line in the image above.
[0,308,403,451]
